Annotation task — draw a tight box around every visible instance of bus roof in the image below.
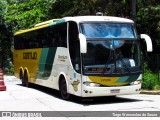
[14,16,134,35]
[63,16,134,23]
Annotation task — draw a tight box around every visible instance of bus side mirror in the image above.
[79,33,87,53]
[140,34,153,52]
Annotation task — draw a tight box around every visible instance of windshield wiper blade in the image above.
[101,49,113,75]
[117,55,131,74]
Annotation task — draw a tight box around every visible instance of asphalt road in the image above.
[0,76,160,120]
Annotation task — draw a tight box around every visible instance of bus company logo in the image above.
[58,55,67,62]
[23,52,37,60]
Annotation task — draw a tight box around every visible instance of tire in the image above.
[23,71,30,87]
[59,78,70,100]
[19,70,25,86]
[19,70,23,80]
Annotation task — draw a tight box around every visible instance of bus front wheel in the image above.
[59,78,70,100]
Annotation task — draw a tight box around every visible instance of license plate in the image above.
[110,89,120,93]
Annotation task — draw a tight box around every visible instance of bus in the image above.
[13,16,152,99]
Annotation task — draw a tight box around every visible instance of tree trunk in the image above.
[129,0,136,22]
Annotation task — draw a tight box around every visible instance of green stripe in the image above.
[116,76,129,83]
[126,74,139,83]
[116,74,140,83]
[48,20,65,27]
[37,47,57,79]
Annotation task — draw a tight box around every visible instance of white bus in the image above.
[14,16,152,99]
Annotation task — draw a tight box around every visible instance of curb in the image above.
[140,90,160,95]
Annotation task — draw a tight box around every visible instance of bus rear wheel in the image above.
[19,70,25,86]
[59,78,70,100]
[22,71,30,87]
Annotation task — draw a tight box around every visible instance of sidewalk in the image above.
[140,90,160,95]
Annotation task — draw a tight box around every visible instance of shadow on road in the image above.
[76,97,142,106]
[18,83,142,105]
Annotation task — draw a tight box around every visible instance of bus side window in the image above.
[50,23,67,48]
[57,23,67,47]
[48,27,59,47]
[14,36,21,50]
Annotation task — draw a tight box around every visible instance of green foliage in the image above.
[5,0,50,32]
[0,0,14,70]
[0,23,13,70]
[0,0,7,19]
[4,66,14,75]
[5,0,131,32]
[136,0,160,37]
[47,0,130,19]
[154,85,160,90]
[136,1,160,89]
[142,63,159,90]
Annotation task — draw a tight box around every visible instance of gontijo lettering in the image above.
[23,52,37,60]
[58,55,67,62]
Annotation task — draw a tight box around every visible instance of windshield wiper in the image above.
[116,53,131,74]
[101,48,114,75]
[102,43,131,75]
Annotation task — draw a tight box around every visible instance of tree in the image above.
[5,0,50,32]
[0,21,13,69]
[47,0,131,19]
[136,0,160,72]
[0,0,13,69]
[0,0,7,20]
[5,0,132,32]
[136,0,160,54]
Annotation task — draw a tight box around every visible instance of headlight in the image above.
[83,82,100,87]
[130,80,141,85]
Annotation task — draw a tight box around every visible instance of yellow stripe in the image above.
[14,24,48,35]
[88,76,129,86]
[14,19,61,35]
[34,19,60,27]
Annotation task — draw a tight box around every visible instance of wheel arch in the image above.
[24,67,30,80]
[19,67,24,79]
[58,73,68,91]
[58,72,71,99]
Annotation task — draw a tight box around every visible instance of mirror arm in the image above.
[140,34,153,52]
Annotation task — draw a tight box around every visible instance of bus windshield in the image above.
[82,40,141,75]
[80,23,141,76]
[81,23,137,38]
